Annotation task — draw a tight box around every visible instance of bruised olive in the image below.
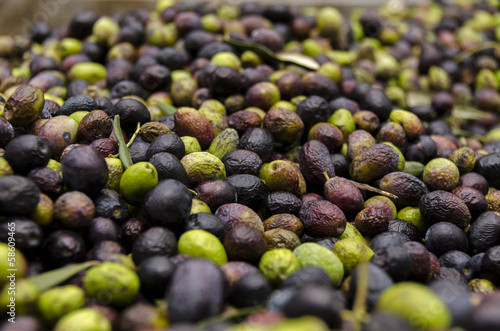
[4,85,44,127]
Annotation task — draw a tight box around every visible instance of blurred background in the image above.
[0,0,424,35]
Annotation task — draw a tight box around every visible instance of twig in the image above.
[349,180,398,200]
[126,122,142,148]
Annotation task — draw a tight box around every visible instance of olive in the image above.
[4,135,51,175]
[41,230,86,268]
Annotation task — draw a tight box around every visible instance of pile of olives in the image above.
[1,0,500,330]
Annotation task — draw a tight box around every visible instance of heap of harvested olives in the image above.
[1,0,500,330]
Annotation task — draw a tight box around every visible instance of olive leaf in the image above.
[29,260,100,292]
[406,91,432,108]
[226,38,320,70]
[113,115,133,169]
[158,101,178,116]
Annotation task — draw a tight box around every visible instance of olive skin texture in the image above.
[387,219,423,242]
[137,256,175,300]
[227,111,263,137]
[57,94,97,116]
[77,110,112,144]
[425,222,469,257]
[238,127,275,163]
[4,84,44,127]
[419,190,471,230]
[379,172,429,207]
[142,179,192,229]
[167,258,226,324]
[468,211,500,254]
[221,149,262,176]
[149,152,189,186]
[263,191,302,218]
[476,153,500,189]
[131,227,177,265]
[0,175,40,217]
[299,200,346,238]
[226,174,269,210]
[296,96,330,133]
[355,207,390,238]
[185,213,230,241]
[299,139,336,189]
[4,135,51,175]
[93,189,129,224]
[350,144,400,183]
[61,145,109,198]
[458,172,489,195]
[452,186,488,219]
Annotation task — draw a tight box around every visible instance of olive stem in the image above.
[126,122,142,148]
[349,180,398,200]
[323,172,330,181]
[341,263,370,331]
[189,189,198,196]
[113,115,133,169]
